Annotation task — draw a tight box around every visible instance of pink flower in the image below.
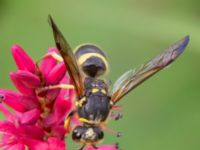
[0,45,73,150]
[0,45,117,150]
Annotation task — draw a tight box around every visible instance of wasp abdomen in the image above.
[75,44,108,77]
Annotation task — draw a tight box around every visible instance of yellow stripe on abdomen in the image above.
[77,52,108,69]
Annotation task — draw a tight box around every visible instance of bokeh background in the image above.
[0,0,199,149]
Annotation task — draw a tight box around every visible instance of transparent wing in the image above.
[48,15,84,97]
[111,36,189,104]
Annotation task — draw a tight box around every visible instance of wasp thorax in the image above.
[72,126,104,143]
[75,44,108,77]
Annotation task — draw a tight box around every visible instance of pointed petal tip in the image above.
[11,44,36,73]
[11,44,22,51]
[9,70,40,95]
[48,47,58,53]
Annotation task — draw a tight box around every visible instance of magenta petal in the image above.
[40,48,58,80]
[23,138,66,150]
[11,45,36,73]
[18,108,40,125]
[45,89,61,102]
[53,95,73,123]
[46,62,66,84]
[22,139,48,150]
[0,89,27,112]
[87,145,118,150]
[48,137,66,150]
[18,125,44,140]
[20,95,39,110]
[5,143,25,150]
[0,134,18,148]
[44,88,73,126]
[0,104,15,122]
[10,70,40,95]
[0,121,17,135]
[51,125,66,140]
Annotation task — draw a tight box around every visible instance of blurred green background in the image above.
[0,0,199,149]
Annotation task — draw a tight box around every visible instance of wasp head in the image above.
[72,126,104,144]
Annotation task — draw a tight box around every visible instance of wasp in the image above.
[48,15,189,150]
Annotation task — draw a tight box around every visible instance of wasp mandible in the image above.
[48,15,189,150]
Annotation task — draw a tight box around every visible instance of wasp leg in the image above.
[101,124,122,138]
[64,111,76,132]
[92,144,98,149]
[78,144,86,150]
[37,84,74,94]
[115,143,120,150]
[111,112,123,121]
[110,102,122,111]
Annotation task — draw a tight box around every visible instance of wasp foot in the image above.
[111,112,123,120]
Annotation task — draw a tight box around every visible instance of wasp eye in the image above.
[72,126,87,141]
[72,130,82,140]
[98,130,104,140]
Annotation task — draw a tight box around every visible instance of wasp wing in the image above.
[112,36,189,104]
[48,15,84,97]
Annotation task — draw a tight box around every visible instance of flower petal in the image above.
[51,125,66,140]
[0,134,17,148]
[48,137,66,150]
[0,121,17,135]
[17,108,40,125]
[18,125,44,140]
[22,139,48,150]
[0,89,28,112]
[40,48,58,80]
[46,62,66,85]
[44,86,74,127]
[5,143,25,150]
[23,137,66,150]
[11,45,36,73]
[0,104,15,122]
[10,70,40,95]
[20,94,39,110]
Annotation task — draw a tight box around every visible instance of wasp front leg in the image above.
[37,84,74,95]
[64,111,76,132]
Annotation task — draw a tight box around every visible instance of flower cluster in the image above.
[0,45,117,150]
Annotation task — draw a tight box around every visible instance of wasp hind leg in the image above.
[92,144,99,149]
[64,111,76,132]
[78,144,86,150]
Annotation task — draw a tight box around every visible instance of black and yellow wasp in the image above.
[48,15,189,149]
